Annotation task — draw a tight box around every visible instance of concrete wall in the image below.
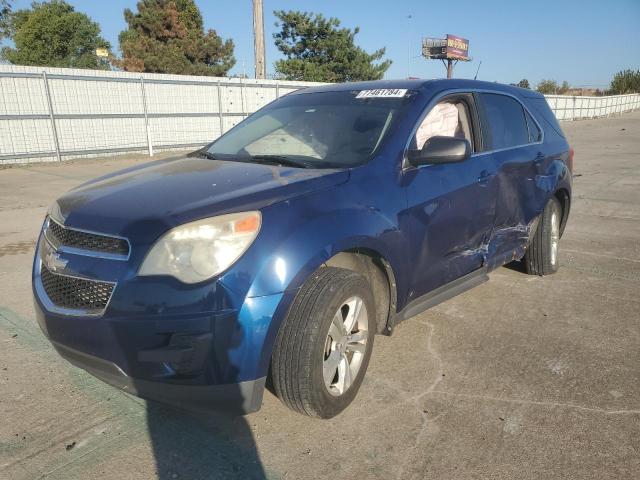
[1,65,639,165]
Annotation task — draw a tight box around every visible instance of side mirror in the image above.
[407,136,471,167]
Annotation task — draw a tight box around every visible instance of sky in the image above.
[5,0,640,88]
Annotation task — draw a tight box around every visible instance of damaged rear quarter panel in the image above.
[488,139,570,265]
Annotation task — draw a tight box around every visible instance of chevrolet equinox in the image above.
[32,79,572,418]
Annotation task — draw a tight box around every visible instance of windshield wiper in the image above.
[191,150,218,160]
[247,155,312,169]
[192,151,313,168]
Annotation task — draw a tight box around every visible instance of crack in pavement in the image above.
[35,424,146,480]
[1,412,123,471]
[395,320,443,480]
[428,391,640,416]
[562,262,640,281]
[367,312,639,480]
[562,249,640,264]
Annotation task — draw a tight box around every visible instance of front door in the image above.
[403,93,498,300]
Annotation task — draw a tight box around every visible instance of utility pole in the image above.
[253,0,266,79]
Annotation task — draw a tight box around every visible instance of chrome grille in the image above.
[46,218,129,256]
[40,264,115,312]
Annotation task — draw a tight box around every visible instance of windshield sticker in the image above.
[355,89,408,99]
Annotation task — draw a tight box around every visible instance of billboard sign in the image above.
[422,38,446,58]
[445,34,469,60]
[422,35,469,60]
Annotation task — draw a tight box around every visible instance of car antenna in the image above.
[474,60,482,80]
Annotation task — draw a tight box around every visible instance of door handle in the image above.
[477,170,496,184]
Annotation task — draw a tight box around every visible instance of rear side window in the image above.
[480,93,529,150]
[525,110,542,142]
[526,97,566,139]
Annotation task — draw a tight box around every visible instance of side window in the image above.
[527,97,565,139]
[480,93,529,149]
[414,100,473,150]
[525,109,542,143]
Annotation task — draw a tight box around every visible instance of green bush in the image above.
[609,70,640,94]
[536,79,559,94]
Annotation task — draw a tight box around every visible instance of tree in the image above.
[559,80,570,94]
[1,1,110,69]
[0,1,10,40]
[273,10,391,82]
[517,79,530,89]
[536,79,559,94]
[609,69,640,94]
[117,0,235,76]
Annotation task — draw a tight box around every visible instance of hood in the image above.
[54,155,349,244]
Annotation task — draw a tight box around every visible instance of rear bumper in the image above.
[53,341,266,414]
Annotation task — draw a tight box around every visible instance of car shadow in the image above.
[107,291,269,479]
[503,259,526,273]
[145,402,267,480]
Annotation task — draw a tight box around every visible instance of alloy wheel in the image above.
[322,296,369,397]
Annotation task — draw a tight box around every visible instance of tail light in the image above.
[568,147,574,173]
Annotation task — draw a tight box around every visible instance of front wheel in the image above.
[271,267,375,418]
[524,197,562,275]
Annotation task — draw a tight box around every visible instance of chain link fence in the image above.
[1,65,639,165]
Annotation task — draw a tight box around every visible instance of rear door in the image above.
[404,93,498,299]
[476,92,546,266]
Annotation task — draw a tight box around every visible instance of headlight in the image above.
[138,211,261,283]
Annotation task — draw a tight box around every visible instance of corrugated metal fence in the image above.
[1,65,639,165]
[544,94,640,121]
[0,65,318,165]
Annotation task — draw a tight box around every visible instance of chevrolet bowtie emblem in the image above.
[44,250,68,272]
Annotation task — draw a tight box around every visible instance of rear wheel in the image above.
[524,197,562,275]
[271,267,375,418]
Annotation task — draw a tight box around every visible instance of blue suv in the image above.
[32,79,572,418]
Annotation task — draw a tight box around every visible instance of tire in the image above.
[524,196,562,276]
[271,267,375,418]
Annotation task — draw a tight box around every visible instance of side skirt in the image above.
[388,267,489,331]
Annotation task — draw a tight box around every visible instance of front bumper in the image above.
[33,289,283,414]
[32,217,287,414]
[52,340,266,414]
[33,276,286,413]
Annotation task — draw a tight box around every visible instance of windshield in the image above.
[206,90,415,168]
